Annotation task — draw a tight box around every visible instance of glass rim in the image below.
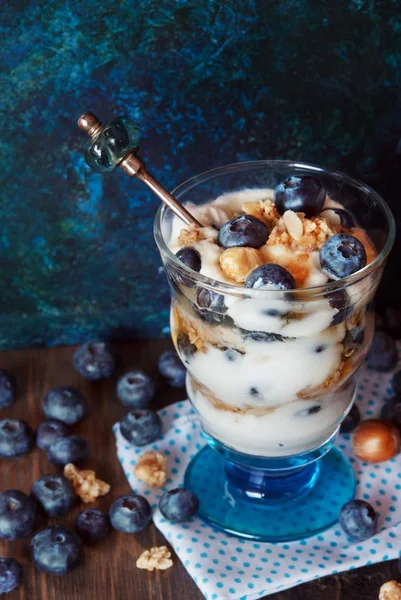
[153,160,396,296]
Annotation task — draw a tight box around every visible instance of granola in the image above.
[64,463,110,503]
[136,546,173,571]
[134,451,167,488]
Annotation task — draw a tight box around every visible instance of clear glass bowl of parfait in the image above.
[154,161,395,541]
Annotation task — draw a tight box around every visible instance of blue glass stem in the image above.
[224,459,321,504]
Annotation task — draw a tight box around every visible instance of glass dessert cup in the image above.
[154,161,395,542]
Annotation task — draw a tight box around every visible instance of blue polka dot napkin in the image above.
[114,354,401,600]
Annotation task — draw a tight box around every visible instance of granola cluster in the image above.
[136,546,173,571]
[134,451,167,488]
[64,463,110,503]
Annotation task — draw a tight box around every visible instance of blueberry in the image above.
[218,214,269,249]
[47,435,89,466]
[109,494,151,533]
[120,409,162,447]
[296,405,322,417]
[31,526,82,574]
[197,288,226,312]
[239,328,285,343]
[192,302,223,324]
[393,370,401,395]
[73,341,116,380]
[175,247,201,272]
[0,419,34,459]
[367,332,398,372]
[245,263,296,291]
[339,499,377,541]
[274,176,326,217]
[320,234,367,280]
[0,490,37,539]
[193,290,226,324]
[36,420,69,451]
[0,558,22,594]
[31,474,76,517]
[320,208,356,229]
[117,370,155,408]
[340,404,361,434]
[328,289,351,325]
[380,395,401,429]
[177,333,197,362]
[0,370,16,408]
[158,349,186,387]
[159,488,199,522]
[75,509,110,543]
[220,347,245,362]
[43,387,87,425]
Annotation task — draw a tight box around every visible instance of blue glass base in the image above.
[184,445,356,542]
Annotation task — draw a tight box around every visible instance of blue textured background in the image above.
[1,0,400,349]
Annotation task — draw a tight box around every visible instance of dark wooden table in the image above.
[1,340,399,599]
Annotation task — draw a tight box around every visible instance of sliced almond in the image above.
[283,211,303,241]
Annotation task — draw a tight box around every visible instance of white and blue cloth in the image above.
[114,352,401,600]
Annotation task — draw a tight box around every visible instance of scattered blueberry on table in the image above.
[159,489,199,523]
[339,499,377,542]
[36,419,69,451]
[274,176,326,217]
[218,214,269,249]
[392,370,401,395]
[73,341,116,380]
[0,490,37,540]
[117,370,155,408]
[367,332,398,372]
[0,558,22,594]
[109,494,152,533]
[47,435,89,466]
[158,349,186,387]
[0,418,35,459]
[381,395,401,430]
[75,509,111,544]
[43,386,87,425]
[31,526,82,575]
[31,474,76,517]
[340,404,361,434]
[0,369,16,408]
[120,409,162,447]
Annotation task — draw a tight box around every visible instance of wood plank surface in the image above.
[0,340,399,599]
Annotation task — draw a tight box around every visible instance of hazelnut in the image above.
[352,419,400,463]
[219,247,264,283]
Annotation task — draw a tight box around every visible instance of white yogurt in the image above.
[168,188,372,456]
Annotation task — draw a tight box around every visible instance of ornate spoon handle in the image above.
[78,112,201,228]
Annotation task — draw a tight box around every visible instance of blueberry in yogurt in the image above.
[274,176,326,217]
[320,234,367,280]
[328,289,351,326]
[218,215,269,249]
[245,263,295,291]
[177,333,197,361]
[175,247,201,287]
[197,288,226,313]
